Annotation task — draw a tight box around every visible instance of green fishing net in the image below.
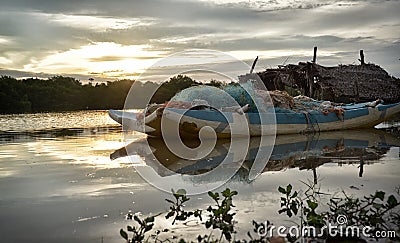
[171,80,266,112]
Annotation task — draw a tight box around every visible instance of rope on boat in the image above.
[303,112,314,133]
[303,112,320,134]
[310,112,321,133]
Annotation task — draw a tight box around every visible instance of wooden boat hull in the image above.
[109,102,400,137]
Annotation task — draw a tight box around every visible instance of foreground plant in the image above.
[120,185,399,242]
[166,189,202,225]
[120,213,156,242]
[277,183,400,242]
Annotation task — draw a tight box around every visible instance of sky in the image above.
[0,0,399,82]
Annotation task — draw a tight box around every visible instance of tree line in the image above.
[0,75,223,114]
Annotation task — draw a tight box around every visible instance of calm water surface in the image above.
[0,110,399,242]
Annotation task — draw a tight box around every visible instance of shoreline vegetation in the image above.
[0,75,216,114]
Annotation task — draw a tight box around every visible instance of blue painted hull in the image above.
[109,102,400,136]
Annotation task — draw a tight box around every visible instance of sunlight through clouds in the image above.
[0,36,12,45]
[44,13,156,31]
[23,42,166,79]
[0,57,12,65]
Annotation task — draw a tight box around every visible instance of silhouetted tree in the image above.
[0,75,208,114]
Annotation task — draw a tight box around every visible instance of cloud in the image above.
[44,13,156,31]
[0,0,399,79]
[0,68,108,82]
[20,42,165,78]
[89,56,159,62]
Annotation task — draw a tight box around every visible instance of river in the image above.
[0,110,399,242]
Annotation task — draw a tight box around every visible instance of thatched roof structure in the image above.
[242,62,400,103]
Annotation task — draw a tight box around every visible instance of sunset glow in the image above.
[23,42,165,79]
[0,0,399,81]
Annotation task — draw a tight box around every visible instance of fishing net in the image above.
[171,80,271,113]
[168,80,376,117]
[171,86,238,108]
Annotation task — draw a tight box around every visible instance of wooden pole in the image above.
[250,56,258,74]
[313,167,317,185]
[312,46,317,63]
[359,50,365,65]
[359,157,364,177]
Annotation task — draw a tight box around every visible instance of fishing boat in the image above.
[109,101,400,137]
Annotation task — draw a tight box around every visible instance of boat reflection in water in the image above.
[111,129,400,184]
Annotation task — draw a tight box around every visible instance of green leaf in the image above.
[145,216,155,223]
[133,215,142,224]
[387,195,398,208]
[145,223,154,232]
[372,203,382,209]
[286,184,292,194]
[176,189,187,197]
[120,229,128,240]
[127,226,134,232]
[165,199,174,204]
[375,191,385,201]
[307,200,318,210]
[222,188,231,197]
[290,202,298,215]
[278,186,286,194]
[291,191,298,199]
